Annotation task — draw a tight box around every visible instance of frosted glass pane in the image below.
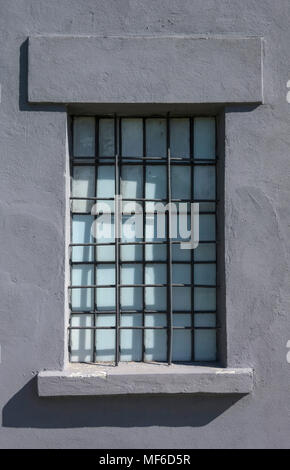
[96,166,115,198]
[199,214,216,241]
[73,117,95,157]
[146,119,166,157]
[122,215,143,243]
[145,244,167,261]
[99,119,114,157]
[145,166,166,199]
[194,264,216,285]
[120,314,142,361]
[122,118,143,157]
[95,329,115,362]
[194,329,216,361]
[199,202,216,212]
[72,215,94,262]
[96,264,115,285]
[72,166,95,212]
[144,314,167,361]
[121,244,143,262]
[172,287,191,311]
[173,313,191,327]
[96,314,116,327]
[194,118,215,159]
[194,287,216,311]
[121,264,142,285]
[145,264,167,310]
[71,265,94,311]
[70,314,93,362]
[172,264,191,283]
[96,246,115,262]
[194,166,215,200]
[170,118,190,158]
[121,165,143,198]
[96,264,115,310]
[195,313,216,327]
[194,243,216,262]
[172,244,191,261]
[173,330,192,361]
[171,166,191,199]
[145,264,167,283]
[120,287,142,310]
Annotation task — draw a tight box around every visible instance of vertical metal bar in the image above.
[214,117,218,362]
[115,115,120,365]
[68,115,74,359]
[142,118,146,361]
[166,114,173,365]
[191,117,195,362]
[93,116,98,362]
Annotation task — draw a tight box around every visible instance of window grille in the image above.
[69,115,217,365]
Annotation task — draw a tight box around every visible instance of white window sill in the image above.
[37,363,254,396]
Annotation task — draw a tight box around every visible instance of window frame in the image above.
[68,114,218,366]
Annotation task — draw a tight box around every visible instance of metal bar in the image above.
[115,114,120,365]
[68,326,218,330]
[92,116,98,362]
[166,114,173,365]
[191,116,195,361]
[142,117,146,361]
[69,240,218,247]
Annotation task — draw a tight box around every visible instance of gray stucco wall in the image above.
[0,0,290,448]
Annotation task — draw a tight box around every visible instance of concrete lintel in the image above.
[28,35,263,104]
[37,363,254,397]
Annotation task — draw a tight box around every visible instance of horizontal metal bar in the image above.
[70,196,217,203]
[72,160,217,166]
[70,309,217,315]
[70,260,216,265]
[68,326,218,330]
[69,240,217,247]
[69,283,217,289]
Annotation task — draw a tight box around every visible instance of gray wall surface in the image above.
[0,0,290,449]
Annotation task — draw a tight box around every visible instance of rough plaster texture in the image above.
[0,0,290,449]
[28,35,263,104]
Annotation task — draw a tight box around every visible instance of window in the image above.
[69,115,217,365]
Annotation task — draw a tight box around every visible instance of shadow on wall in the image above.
[2,378,245,428]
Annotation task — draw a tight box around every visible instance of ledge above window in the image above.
[37,363,253,397]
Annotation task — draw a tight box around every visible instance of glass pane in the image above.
[173,313,191,326]
[96,264,115,310]
[194,287,216,311]
[146,119,166,157]
[99,119,114,157]
[122,214,143,243]
[194,264,216,286]
[173,330,192,361]
[194,329,216,361]
[171,166,191,199]
[72,215,94,262]
[144,314,167,362]
[70,314,93,362]
[122,118,143,158]
[121,244,143,262]
[172,287,191,311]
[145,264,167,310]
[146,165,166,199]
[120,287,142,310]
[172,244,191,261]
[120,314,142,361]
[96,314,115,327]
[170,118,190,158]
[72,166,95,212]
[121,165,143,199]
[194,118,215,159]
[199,214,216,241]
[95,213,115,262]
[172,263,191,283]
[73,117,95,157]
[199,202,216,213]
[145,244,167,261]
[145,212,167,242]
[195,313,216,327]
[96,166,115,198]
[194,243,216,262]
[121,264,142,285]
[194,166,215,200]
[95,329,115,362]
[71,265,94,311]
